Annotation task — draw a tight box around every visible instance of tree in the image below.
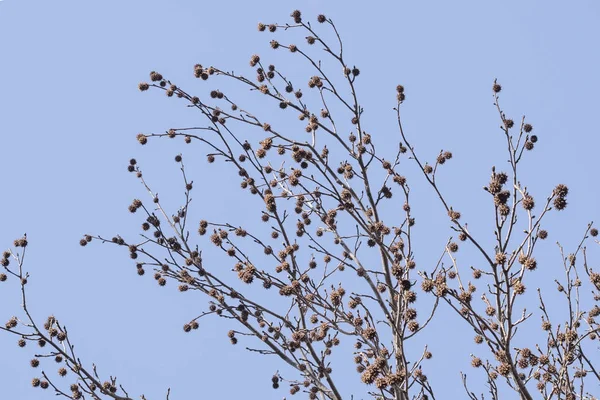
[1,9,599,400]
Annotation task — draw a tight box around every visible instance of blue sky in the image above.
[1,1,599,399]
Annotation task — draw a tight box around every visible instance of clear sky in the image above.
[1,0,599,399]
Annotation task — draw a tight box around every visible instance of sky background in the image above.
[1,0,600,399]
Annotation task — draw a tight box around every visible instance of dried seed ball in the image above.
[175,155,182,162]
[150,71,163,82]
[138,82,149,91]
[554,184,569,197]
[537,230,548,239]
[524,123,533,133]
[523,257,537,271]
[513,281,526,294]
[495,252,507,264]
[17,338,26,347]
[553,196,567,210]
[136,133,148,145]
[522,195,535,210]
[40,381,49,389]
[317,14,326,23]
[530,135,538,143]
[493,83,502,93]
[525,141,534,150]
[496,172,508,185]
[504,119,514,129]
[258,23,266,31]
[179,283,190,292]
[448,210,460,220]
[591,228,599,237]
[393,175,406,185]
[58,367,67,377]
[268,24,277,32]
[31,358,40,368]
[307,36,316,44]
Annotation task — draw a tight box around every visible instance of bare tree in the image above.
[2,9,599,400]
